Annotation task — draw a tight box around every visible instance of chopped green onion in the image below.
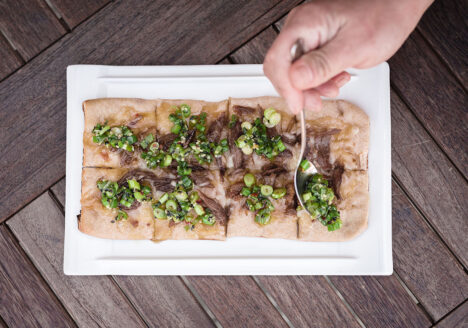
[159,193,169,204]
[240,187,251,196]
[171,124,181,134]
[243,173,255,187]
[180,104,191,117]
[229,115,238,128]
[241,121,252,130]
[263,108,276,119]
[194,204,205,216]
[202,213,215,226]
[300,159,311,171]
[115,210,128,221]
[166,200,178,211]
[153,207,167,219]
[127,179,140,190]
[302,192,312,202]
[134,191,145,201]
[272,188,287,199]
[255,209,271,225]
[189,191,199,203]
[175,191,188,201]
[260,185,273,196]
[241,145,253,155]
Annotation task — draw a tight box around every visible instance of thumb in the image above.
[289,38,351,90]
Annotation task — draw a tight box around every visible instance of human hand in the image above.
[263,0,433,114]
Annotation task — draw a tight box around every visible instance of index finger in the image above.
[263,28,304,114]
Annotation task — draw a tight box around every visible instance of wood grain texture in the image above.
[418,0,468,86]
[0,225,75,328]
[0,34,22,81]
[330,276,432,328]
[230,27,277,64]
[49,0,110,28]
[434,301,468,328]
[51,177,66,206]
[0,0,301,223]
[187,276,287,328]
[392,181,468,320]
[0,0,66,60]
[389,31,468,178]
[391,90,468,268]
[114,276,215,328]
[6,193,147,328]
[256,276,360,328]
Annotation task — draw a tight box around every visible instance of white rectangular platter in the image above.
[65,64,392,275]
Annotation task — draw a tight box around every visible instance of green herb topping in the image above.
[97,178,152,221]
[92,123,138,152]
[302,174,341,231]
[152,188,215,231]
[239,173,287,225]
[140,134,173,169]
[235,108,286,159]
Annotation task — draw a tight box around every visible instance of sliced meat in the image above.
[267,126,279,138]
[119,200,140,211]
[158,133,177,150]
[229,120,244,169]
[305,128,341,175]
[207,115,226,142]
[183,129,196,147]
[191,170,214,188]
[226,182,244,201]
[261,163,286,176]
[232,105,256,116]
[272,149,293,169]
[285,116,297,133]
[282,132,298,145]
[127,114,142,127]
[119,150,134,167]
[118,169,175,192]
[198,191,227,225]
[329,165,344,200]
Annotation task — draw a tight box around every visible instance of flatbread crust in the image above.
[83,98,160,168]
[298,170,369,241]
[227,97,301,172]
[224,168,297,239]
[153,169,227,241]
[80,168,155,240]
[305,100,369,171]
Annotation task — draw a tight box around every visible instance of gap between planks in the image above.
[392,173,467,271]
[1,223,79,327]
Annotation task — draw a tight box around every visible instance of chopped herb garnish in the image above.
[302,174,341,231]
[97,177,152,221]
[228,114,238,128]
[152,187,215,228]
[92,123,138,151]
[239,173,286,225]
[235,109,286,160]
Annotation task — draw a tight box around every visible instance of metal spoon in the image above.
[291,39,318,212]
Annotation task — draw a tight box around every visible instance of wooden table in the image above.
[0,1,466,327]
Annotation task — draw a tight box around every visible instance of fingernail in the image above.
[335,74,351,88]
[291,63,313,88]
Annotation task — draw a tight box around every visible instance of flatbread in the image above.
[153,169,227,241]
[80,167,156,240]
[227,97,301,172]
[83,98,159,168]
[305,100,369,171]
[298,170,369,241]
[224,168,298,239]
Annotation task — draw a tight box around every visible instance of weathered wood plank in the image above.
[0,0,301,223]
[389,31,468,178]
[329,276,431,328]
[6,193,147,328]
[0,225,75,328]
[114,277,215,328]
[0,0,66,60]
[434,300,468,328]
[392,181,468,320]
[0,34,22,81]
[25,182,216,327]
[51,177,66,206]
[391,90,468,268]
[48,0,110,28]
[230,27,277,64]
[256,276,360,328]
[418,0,468,86]
[187,276,288,328]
